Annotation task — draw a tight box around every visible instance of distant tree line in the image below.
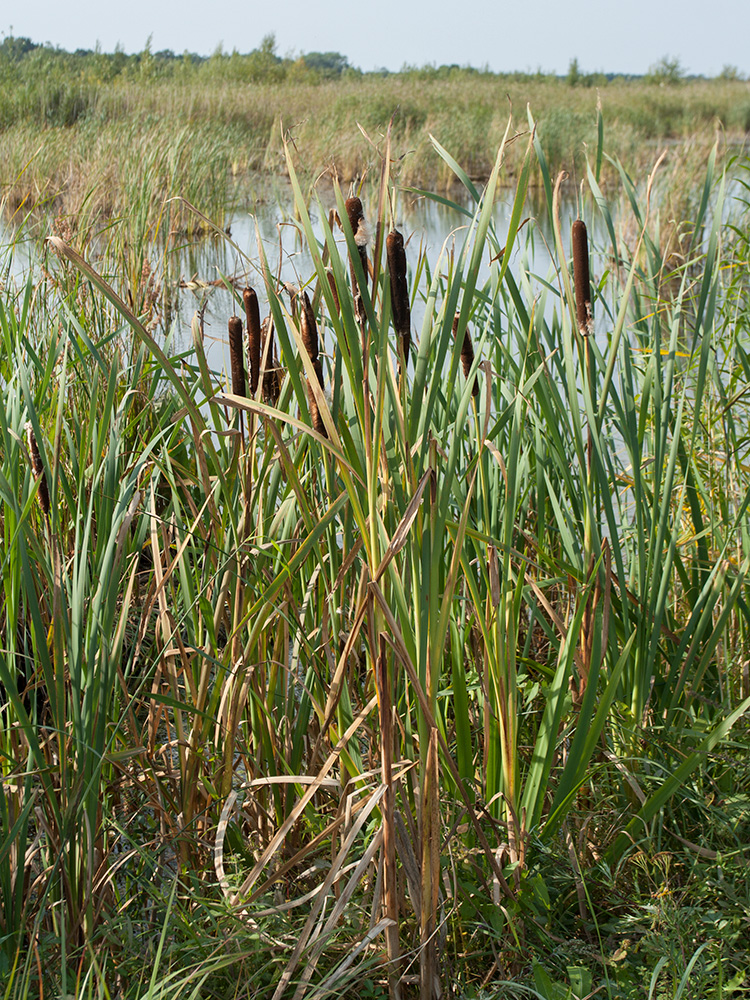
[0,32,360,83]
[2,32,745,86]
[0,31,745,130]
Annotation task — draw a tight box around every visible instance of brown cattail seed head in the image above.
[454,313,479,397]
[299,290,324,390]
[345,197,368,327]
[307,381,328,438]
[345,197,367,247]
[300,292,319,364]
[243,286,261,396]
[262,317,281,406]
[386,229,411,368]
[228,315,246,397]
[326,269,340,315]
[25,421,50,516]
[572,219,592,335]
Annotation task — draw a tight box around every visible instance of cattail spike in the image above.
[25,421,50,517]
[243,286,261,396]
[345,197,368,327]
[572,219,593,335]
[325,269,340,316]
[307,382,328,438]
[262,317,281,405]
[228,315,246,397]
[386,229,411,372]
[300,292,319,362]
[454,313,479,397]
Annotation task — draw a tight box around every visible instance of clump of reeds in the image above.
[244,286,262,396]
[386,229,411,376]
[228,315,246,397]
[345,197,368,329]
[25,421,50,517]
[454,314,479,397]
[572,219,593,336]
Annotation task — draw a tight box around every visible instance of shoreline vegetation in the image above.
[1,33,750,1000]
[1,35,749,235]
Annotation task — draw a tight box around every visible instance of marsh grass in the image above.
[0,118,749,999]
[1,65,747,236]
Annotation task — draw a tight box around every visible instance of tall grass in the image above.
[1,65,747,234]
[0,120,749,998]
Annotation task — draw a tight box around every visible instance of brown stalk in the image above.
[453,313,479,397]
[420,727,441,1000]
[243,286,262,396]
[377,634,401,999]
[386,229,411,374]
[227,315,246,398]
[345,196,368,329]
[25,421,50,517]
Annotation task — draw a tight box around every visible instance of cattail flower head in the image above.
[25,421,50,516]
[345,197,369,328]
[300,291,319,364]
[386,229,411,369]
[227,315,246,397]
[454,313,479,397]
[325,268,340,316]
[572,219,593,335]
[262,317,282,406]
[345,197,369,248]
[243,286,261,396]
[307,381,327,438]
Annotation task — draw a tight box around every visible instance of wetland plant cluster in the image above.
[0,116,750,999]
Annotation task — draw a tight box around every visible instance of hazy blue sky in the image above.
[5,0,749,76]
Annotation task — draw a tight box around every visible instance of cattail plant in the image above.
[386,229,411,375]
[453,314,479,397]
[25,421,50,517]
[228,315,246,397]
[345,197,369,329]
[571,218,597,703]
[243,286,262,396]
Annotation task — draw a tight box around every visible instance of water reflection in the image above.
[0,181,612,383]
[169,183,602,378]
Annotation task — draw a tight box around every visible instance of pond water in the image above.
[162,181,604,378]
[5,167,724,385]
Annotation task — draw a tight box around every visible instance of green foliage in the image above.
[1,119,749,998]
[646,56,686,86]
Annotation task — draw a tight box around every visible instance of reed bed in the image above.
[1,65,748,234]
[0,119,749,999]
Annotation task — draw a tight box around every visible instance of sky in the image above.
[4,0,750,77]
